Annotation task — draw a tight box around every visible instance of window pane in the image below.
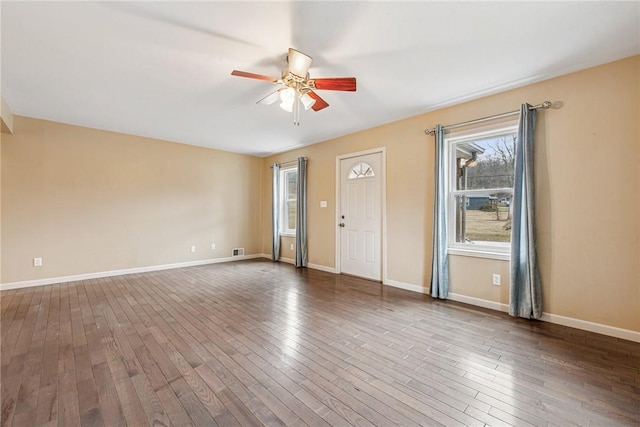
[454,194,511,244]
[455,134,516,191]
[287,201,296,230]
[348,162,375,179]
[287,171,297,199]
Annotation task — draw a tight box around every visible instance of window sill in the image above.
[279,233,296,238]
[448,247,510,261]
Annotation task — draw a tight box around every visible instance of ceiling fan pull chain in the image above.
[230,48,356,123]
[293,88,300,126]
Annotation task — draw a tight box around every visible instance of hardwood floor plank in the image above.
[148,290,323,424]
[146,325,230,422]
[299,378,379,427]
[235,322,424,426]
[1,289,33,373]
[167,377,219,426]
[476,391,550,427]
[11,286,43,360]
[92,362,125,427]
[90,284,148,427]
[78,407,104,427]
[2,259,639,427]
[140,331,182,385]
[33,285,61,427]
[73,345,100,420]
[235,301,471,424]
[1,374,20,427]
[57,343,81,427]
[153,271,384,425]
[0,290,16,322]
[129,373,171,427]
[13,374,39,416]
[134,275,293,426]
[155,384,194,427]
[68,284,87,348]
[10,408,36,427]
[216,387,264,427]
[126,330,169,392]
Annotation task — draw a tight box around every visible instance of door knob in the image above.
[338,223,345,227]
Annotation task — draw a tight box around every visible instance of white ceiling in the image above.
[2,1,639,157]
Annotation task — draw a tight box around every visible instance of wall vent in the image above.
[232,248,245,257]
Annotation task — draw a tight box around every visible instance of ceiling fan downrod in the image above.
[230,47,357,126]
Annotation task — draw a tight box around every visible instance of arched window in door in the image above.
[348,162,375,179]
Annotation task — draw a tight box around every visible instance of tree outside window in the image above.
[448,125,517,253]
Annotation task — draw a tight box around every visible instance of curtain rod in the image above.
[270,159,298,168]
[424,101,552,136]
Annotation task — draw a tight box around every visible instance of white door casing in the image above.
[338,151,383,281]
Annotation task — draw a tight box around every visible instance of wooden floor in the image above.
[1,260,639,427]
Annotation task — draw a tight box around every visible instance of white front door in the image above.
[339,152,382,281]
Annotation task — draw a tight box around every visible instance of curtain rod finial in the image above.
[425,128,436,136]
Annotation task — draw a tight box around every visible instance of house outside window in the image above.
[446,123,518,258]
[281,167,297,236]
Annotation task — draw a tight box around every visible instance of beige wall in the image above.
[1,56,637,333]
[1,96,14,134]
[0,94,10,282]
[2,116,262,283]
[0,131,3,282]
[0,96,12,281]
[262,55,640,332]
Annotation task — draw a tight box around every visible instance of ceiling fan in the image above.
[231,48,356,126]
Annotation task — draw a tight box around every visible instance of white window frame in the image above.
[445,122,518,260]
[280,167,297,237]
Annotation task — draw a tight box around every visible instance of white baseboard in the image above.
[384,282,640,343]
[279,256,295,265]
[383,278,427,294]
[4,257,637,343]
[448,293,640,343]
[308,263,336,274]
[0,254,263,291]
[538,312,640,343]
[448,292,509,313]
[258,254,336,273]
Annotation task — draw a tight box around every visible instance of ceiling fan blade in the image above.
[256,89,282,105]
[307,91,329,112]
[231,70,278,82]
[312,77,357,92]
[287,48,312,78]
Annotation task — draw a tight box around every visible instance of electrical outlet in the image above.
[211,243,216,250]
[492,274,501,286]
[290,243,294,250]
[33,257,43,267]
[191,245,196,253]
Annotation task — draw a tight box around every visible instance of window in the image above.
[348,162,375,179]
[446,123,517,257]
[281,167,297,235]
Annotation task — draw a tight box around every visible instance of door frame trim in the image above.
[335,147,387,282]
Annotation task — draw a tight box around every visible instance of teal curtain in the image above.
[510,104,542,318]
[271,163,281,261]
[431,124,449,298]
[295,157,308,267]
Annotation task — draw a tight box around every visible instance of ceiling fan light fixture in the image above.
[280,101,294,112]
[300,92,316,111]
[279,87,295,112]
[279,87,295,102]
[288,48,312,78]
[231,47,355,124]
